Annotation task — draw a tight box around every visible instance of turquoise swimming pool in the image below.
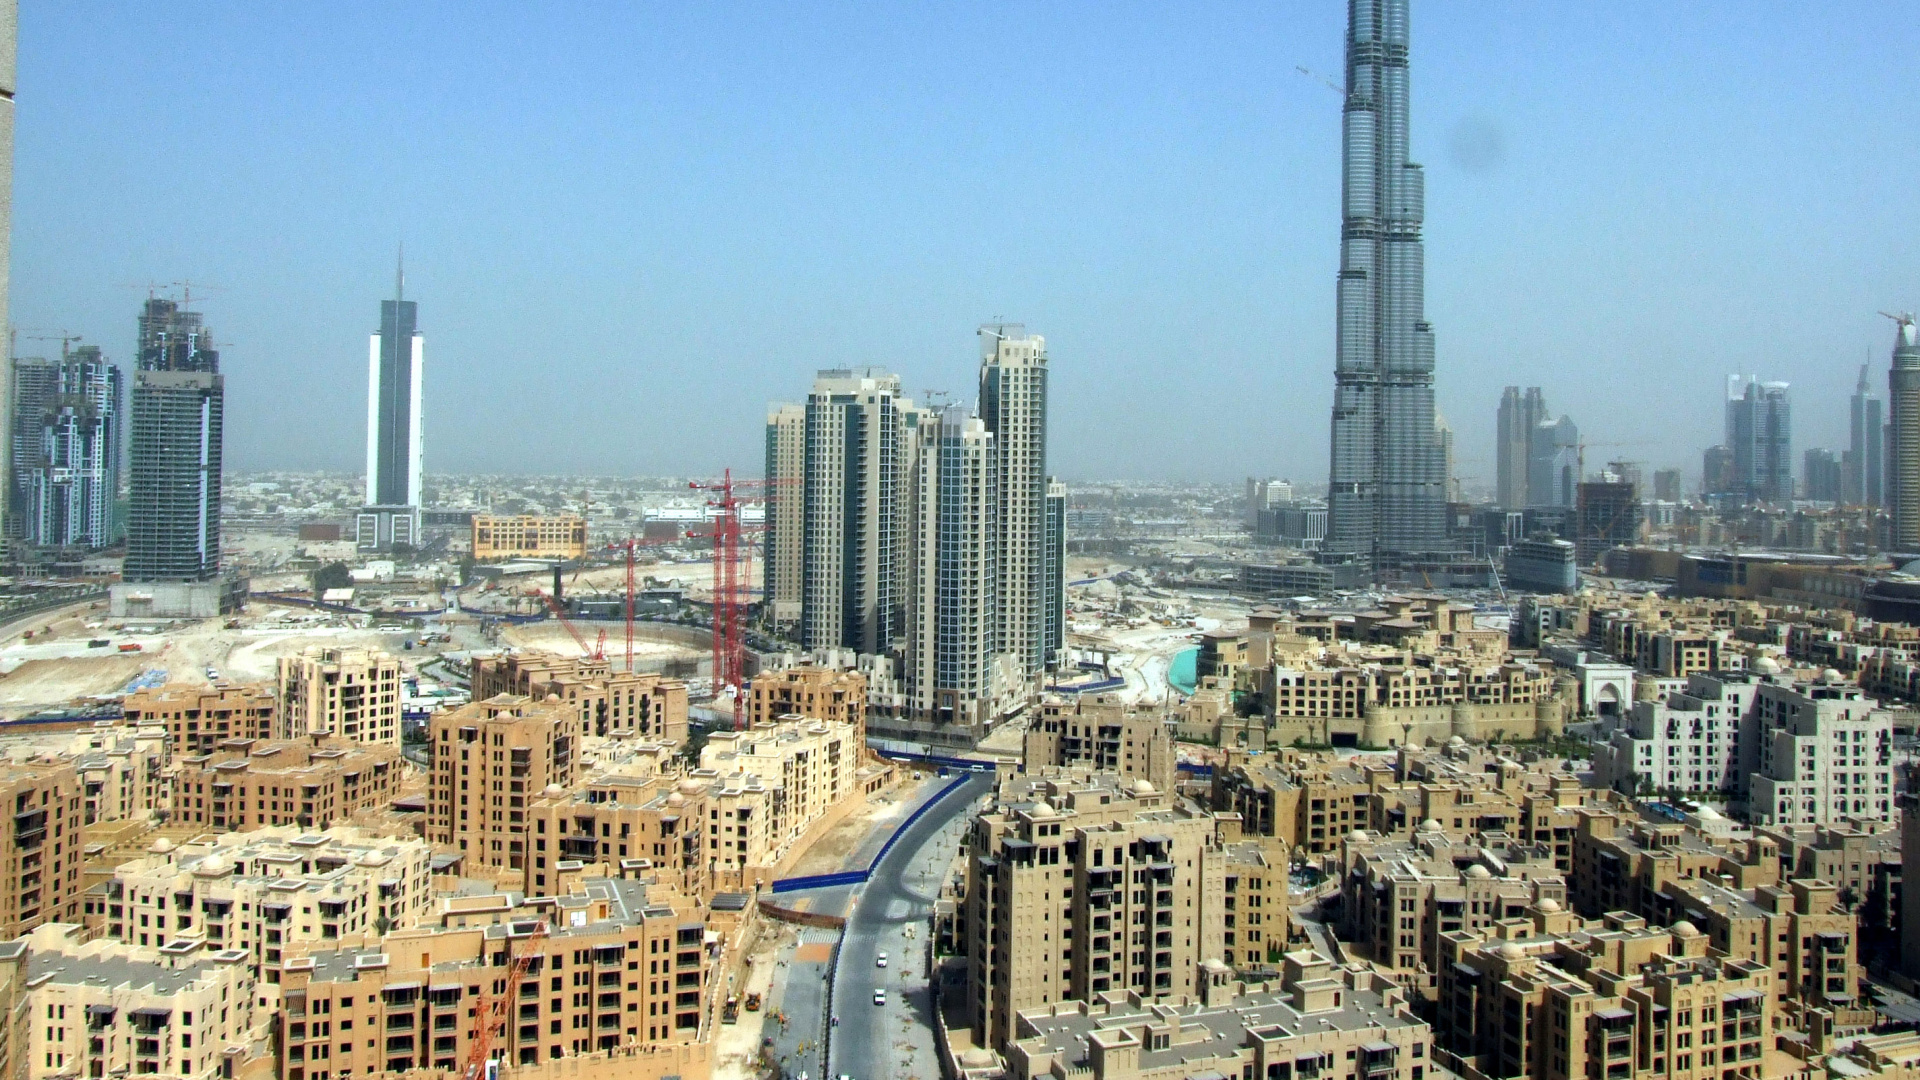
[1168,647,1198,696]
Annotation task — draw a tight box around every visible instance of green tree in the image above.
[313,562,352,597]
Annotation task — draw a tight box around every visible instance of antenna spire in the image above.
[396,242,405,303]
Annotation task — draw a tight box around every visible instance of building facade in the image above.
[470,515,587,561]
[1496,386,1549,508]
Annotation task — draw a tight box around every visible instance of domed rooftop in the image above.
[1448,735,1467,748]
[1499,942,1526,961]
[151,838,175,854]
[961,1048,998,1068]
[194,855,231,877]
[678,778,704,795]
[1821,668,1844,684]
[1466,864,1493,880]
[1696,805,1722,820]
[1753,655,1782,675]
[1671,920,1702,938]
[1131,779,1156,795]
[1031,798,1054,816]
[1349,829,1368,843]
[1535,897,1562,914]
[1420,818,1444,832]
[666,792,686,808]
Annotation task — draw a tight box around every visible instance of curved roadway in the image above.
[828,770,993,1080]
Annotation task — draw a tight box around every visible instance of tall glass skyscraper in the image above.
[1325,0,1447,566]
[1888,315,1920,546]
[1849,364,1884,506]
[126,297,222,584]
[357,256,424,550]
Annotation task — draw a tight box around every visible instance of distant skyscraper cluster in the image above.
[1493,386,1581,510]
[1323,0,1448,568]
[764,326,1063,737]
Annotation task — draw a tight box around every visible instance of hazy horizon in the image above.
[14,3,1920,487]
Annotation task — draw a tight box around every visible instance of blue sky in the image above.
[13,2,1920,486]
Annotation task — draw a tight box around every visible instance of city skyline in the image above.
[8,5,1920,483]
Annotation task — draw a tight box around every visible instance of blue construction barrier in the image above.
[769,771,979,893]
[1046,677,1125,693]
[1176,762,1215,778]
[771,869,867,893]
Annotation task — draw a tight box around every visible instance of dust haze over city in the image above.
[2,8,1920,1080]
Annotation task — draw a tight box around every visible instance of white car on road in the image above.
[873,989,886,1006]
[876,952,888,968]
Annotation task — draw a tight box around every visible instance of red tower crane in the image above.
[532,587,604,661]
[462,921,549,1080]
[689,471,773,729]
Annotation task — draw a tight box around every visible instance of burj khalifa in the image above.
[1324,0,1447,566]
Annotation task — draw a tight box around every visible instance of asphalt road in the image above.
[829,771,994,1080]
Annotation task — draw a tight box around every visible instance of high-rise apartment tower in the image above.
[357,256,423,550]
[801,369,908,654]
[979,325,1048,672]
[764,402,805,629]
[1325,0,1447,565]
[904,406,1003,728]
[1889,315,1920,546]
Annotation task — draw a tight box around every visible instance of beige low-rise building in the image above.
[470,514,587,561]
[1007,953,1431,1080]
[1340,828,1567,996]
[1435,907,1776,1080]
[87,826,435,984]
[746,665,865,739]
[22,923,266,1080]
[700,718,858,860]
[1025,694,1176,792]
[963,770,1215,1052]
[274,876,714,1078]
[524,774,714,901]
[171,736,404,831]
[123,683,276,755]
[0,761,85,940]
[277,647,403,746]
[428,695,586,874]
[474,652,687,745]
